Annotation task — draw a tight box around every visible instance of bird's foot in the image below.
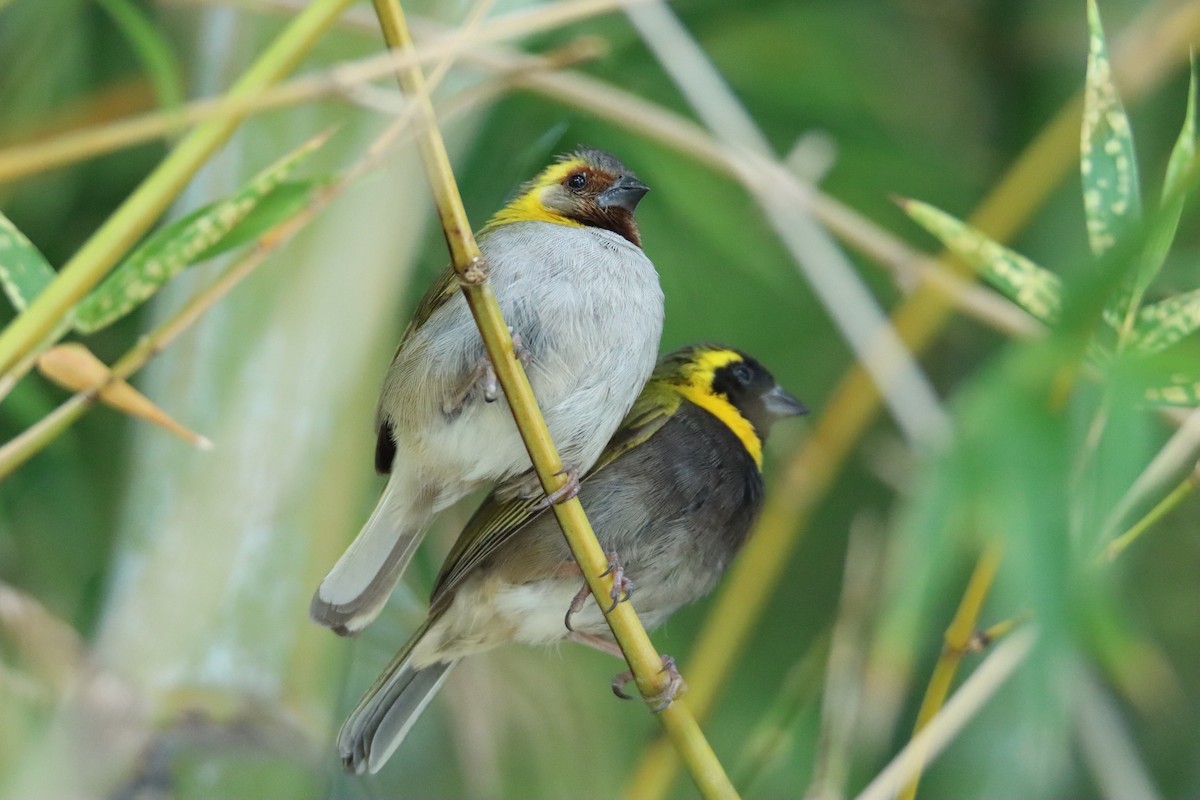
[563,550,632,631]
[611,655,686,712]
[482,328,531,403]
[533,465,581,511]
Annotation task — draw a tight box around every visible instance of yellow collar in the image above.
[672,349,763,468]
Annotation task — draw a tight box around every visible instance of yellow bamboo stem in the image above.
[897,542,1003,800]
[367,0,736,796]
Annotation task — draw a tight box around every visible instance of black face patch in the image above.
[710,355,778,435]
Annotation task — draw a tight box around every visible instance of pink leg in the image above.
[562,551,633,631]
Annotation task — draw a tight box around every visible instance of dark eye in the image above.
[732,363,753,385]
[567,172,587,190]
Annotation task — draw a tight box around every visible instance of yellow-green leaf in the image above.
[73,132,330,334]
[192,179,325,262]
[0,212,56,313]
[1116,57,1197,341]
[1127,289,1200,355]
[1081,0,1142,260]
[1143,373,1200,407]
[902,198,1063,324]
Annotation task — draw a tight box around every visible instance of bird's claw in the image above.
[533,465,580,512]
[599,554,634,613]
[563,550,632,631]
[611,655,685,712]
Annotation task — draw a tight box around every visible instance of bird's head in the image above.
[657,344,808,467]
[485,148,649,246]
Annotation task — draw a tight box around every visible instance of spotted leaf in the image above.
[73,132,330,334]
[0,212,56,313]
[902,198,1063,324]
[1081,0,1142,263]
[1126,289,1200,356]
[1143,373,1200,407]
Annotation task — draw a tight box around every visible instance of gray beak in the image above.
[763,384,808,418]
[597,175,650,212]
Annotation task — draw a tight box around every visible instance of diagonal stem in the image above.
[897,542,1003,800]
[367,1,737,797]
[0,0,355,380]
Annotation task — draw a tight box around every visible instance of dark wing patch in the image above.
[375,421,397,474]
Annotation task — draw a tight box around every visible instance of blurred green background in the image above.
[2,0,1199,798]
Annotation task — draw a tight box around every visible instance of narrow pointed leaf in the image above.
[1143,373,1200,407]
[37,343,212,449]
[192,179,326,262]
[96,0,185,111]
[0,212,56,313]
[73,132,331,334]
[1118,59,1198,342]
[902,198,1063,324]
[1081,0,1142,263]
[1127,289,1200,355]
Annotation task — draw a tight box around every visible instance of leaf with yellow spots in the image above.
[1115,58,1198,341]
[73,131,331,334]
[1143,373,1200,407]
[1126,289,1200,356]
[901,198,1063,325]
[1081,0,1142,264]
[0,211,56,313]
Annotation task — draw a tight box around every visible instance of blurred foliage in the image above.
[2,0,1200,798]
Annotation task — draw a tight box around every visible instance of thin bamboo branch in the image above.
[0,0,355,380]
[0,0,642,184]
[853,628,1038,800]
[806,519,885,800]
[1100,463,1200,563]
[621,4,1200,796]
[1101,405,1200,544]
[897,542,1002,800]
[368,1,736,796]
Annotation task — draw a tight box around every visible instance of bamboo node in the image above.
[457,255,489,285]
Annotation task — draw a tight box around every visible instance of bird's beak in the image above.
[763,385,808,418]
[597,175,650,212]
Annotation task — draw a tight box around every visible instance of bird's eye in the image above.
[567,172,588,190]
[732,363,753,385]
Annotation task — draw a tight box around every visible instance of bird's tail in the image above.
[338,615,457,774]
[310,470,435,635]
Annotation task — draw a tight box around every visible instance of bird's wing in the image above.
[428,382,681,605]
[374,267,459,474]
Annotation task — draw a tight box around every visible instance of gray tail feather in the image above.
[311,479,437,636]
[337,616,457,774]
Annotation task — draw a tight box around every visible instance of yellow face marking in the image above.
[671,349,763,468]
[484,160,588,230]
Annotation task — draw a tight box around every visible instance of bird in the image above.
[311,148,665,636]
[337,343,807,774]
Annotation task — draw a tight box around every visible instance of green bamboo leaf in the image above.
[0,212,56,313]
[902,198,1063,324]
[1114,58,1198,342]
[1127,289,1200,355]
[1143,373,1200,407]
[1081,0,1142,261]
[96,0,185,111]
[193,179,325,263]
[74,133,330,334]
